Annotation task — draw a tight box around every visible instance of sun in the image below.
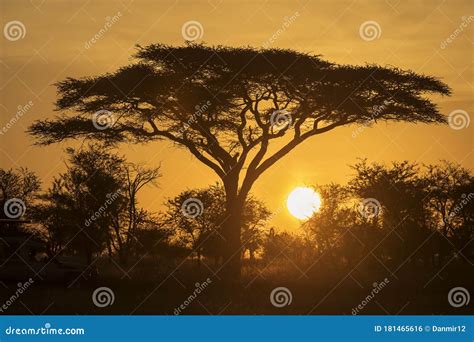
[287,187,322,220]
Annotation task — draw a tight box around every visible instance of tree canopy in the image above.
[29,43,451,203]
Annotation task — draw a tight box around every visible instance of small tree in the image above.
[0,167,41,230]
[349,160,432,263]
[28,43,451,284]
[303,184,353,255]
[423,161,474,252]
[163,184,269,265]
[109,164,160,264]
[241,196,270,261]
[36,146,160,264]
[163,186,224,265]
[303,183,383,267]
[37,146,125,264]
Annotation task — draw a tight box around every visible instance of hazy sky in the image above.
[1,0,472,231]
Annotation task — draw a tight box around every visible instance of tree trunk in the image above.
[197,250,202,268]
[220,207,243,288]
[118,249,128,266]
[219,184,245,292]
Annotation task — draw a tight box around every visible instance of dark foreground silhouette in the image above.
[1,157,472,315]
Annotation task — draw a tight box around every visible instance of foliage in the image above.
[163,184,270,262]
[33,145,160,263]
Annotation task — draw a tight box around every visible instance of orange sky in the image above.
[1,0,472,231]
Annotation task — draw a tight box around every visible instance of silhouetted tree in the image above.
[28,43,451,284]
[163,184,270,265]
[241,196,271,261]
[262,228,310,265]
[349,160,429,263]
[303,183,381,268]
[304,184,353,255]
[35,146,160,264]
[164,185,224,266]
[424,161,474,256]
[36,146,124,264]
[0,167,41,233]
[110,164,160,264]
[132,225,172,258]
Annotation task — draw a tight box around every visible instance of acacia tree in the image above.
[28,43,450,284]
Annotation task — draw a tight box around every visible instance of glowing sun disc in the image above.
[287,187,321,220]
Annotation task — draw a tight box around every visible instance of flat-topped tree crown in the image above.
[30,44,450,185]
[29,43,450,283]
